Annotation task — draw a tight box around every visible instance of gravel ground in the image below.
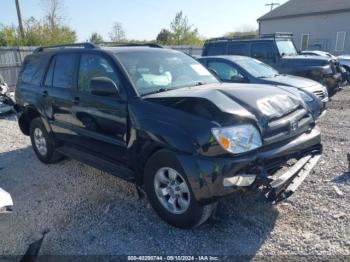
[0,88,349,257]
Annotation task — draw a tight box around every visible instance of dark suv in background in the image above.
[202,33,342,94]
[15,43,322,228]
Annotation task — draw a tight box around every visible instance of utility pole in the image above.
[265,2,280,11]
[15,0,25,39]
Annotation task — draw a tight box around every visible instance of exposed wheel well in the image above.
[136,145,164,185]
[18,107,41,136]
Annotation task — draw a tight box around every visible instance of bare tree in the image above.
[40,0,64,29]
[109,22,126,42]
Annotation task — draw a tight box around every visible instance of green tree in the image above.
[169,11,203,45]
[109,22,126,42]
[0,0,76,46]
[0,25,19,46]
[89,32,104,44]
[225,25,258,38]
[156,29,172,45]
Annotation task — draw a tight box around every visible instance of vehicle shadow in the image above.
[0,146,278,257]
[332,171,350,183]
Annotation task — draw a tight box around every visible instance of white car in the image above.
[0,187,13,213]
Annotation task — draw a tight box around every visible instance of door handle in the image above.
[41,90,48,97]
[72,97,80,105]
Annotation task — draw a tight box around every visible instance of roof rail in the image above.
[98,42,163,48]
[205,34,258,43]
[34,42,98,53]
[260,32,293,39]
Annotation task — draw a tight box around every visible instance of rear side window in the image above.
[251,43,275,60]
[206,42,227,55]
[19,55,48,85]
[228,43,249,56]
[52,54,77,89]
[44,57,55,87]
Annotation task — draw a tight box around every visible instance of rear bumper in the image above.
[177,127,322,204]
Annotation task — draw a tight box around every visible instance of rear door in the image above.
[42,53,79,142]
[69,53,128,163]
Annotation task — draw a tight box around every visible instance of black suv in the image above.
[202,33,342,93]
[15,43,322,228]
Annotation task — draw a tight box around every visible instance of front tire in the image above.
[29,117,62,164]
[144,150,216,228]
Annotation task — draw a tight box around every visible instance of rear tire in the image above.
[29,117,63,164]
[144,150,216,228]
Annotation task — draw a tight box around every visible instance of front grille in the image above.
[263,107,313,145]
[313,90,326,100]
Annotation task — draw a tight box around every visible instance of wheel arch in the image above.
[17,106,50,136]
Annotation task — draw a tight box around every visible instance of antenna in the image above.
[265,2,280,11]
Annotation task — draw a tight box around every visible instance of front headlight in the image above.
[299,90,314,102]
[212,124,262,154]
[321,65,333,75]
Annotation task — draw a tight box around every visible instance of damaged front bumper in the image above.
[177,127,322,205]
[257,154,321,203]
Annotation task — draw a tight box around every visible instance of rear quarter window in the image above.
[19,55,48,85]
[228,43,249,56]
[206,42,227,55]
[52,54,77,89]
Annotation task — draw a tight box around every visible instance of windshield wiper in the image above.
[143,88,170,96]
[195,82,207,86]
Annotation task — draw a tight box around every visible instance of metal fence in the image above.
[0,47,36,89]
[0,45,203,89]
[166,45,203,56]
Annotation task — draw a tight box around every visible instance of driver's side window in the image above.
[207,61,242,82]
[78,54,122,94]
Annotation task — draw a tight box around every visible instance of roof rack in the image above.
[260,32,293,39]
[34,42,98,53]
[98,42,163,48]
[205,34,258,43]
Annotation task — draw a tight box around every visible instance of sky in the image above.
[2,0,289,42]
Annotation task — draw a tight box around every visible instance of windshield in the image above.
[234,57,279,78]
[115,49,218,96]
[276,40,297,56]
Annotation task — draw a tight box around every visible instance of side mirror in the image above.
[0,188,13,213]
[231,74,246,83]
[90,77,119,97]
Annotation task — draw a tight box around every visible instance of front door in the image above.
[251,42,277,68]
[70,53,128,164]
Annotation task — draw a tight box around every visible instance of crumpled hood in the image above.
[144,83,304,127]
[263,74,320,89]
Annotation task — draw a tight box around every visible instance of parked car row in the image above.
[300,50,350,86]
[202,33,345,95]
[15,42,324,228]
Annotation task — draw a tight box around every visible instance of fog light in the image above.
[223,174,257,187]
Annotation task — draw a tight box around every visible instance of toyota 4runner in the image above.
[15,43,322,228]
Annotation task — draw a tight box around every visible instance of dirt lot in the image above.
[0,88,349,257]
